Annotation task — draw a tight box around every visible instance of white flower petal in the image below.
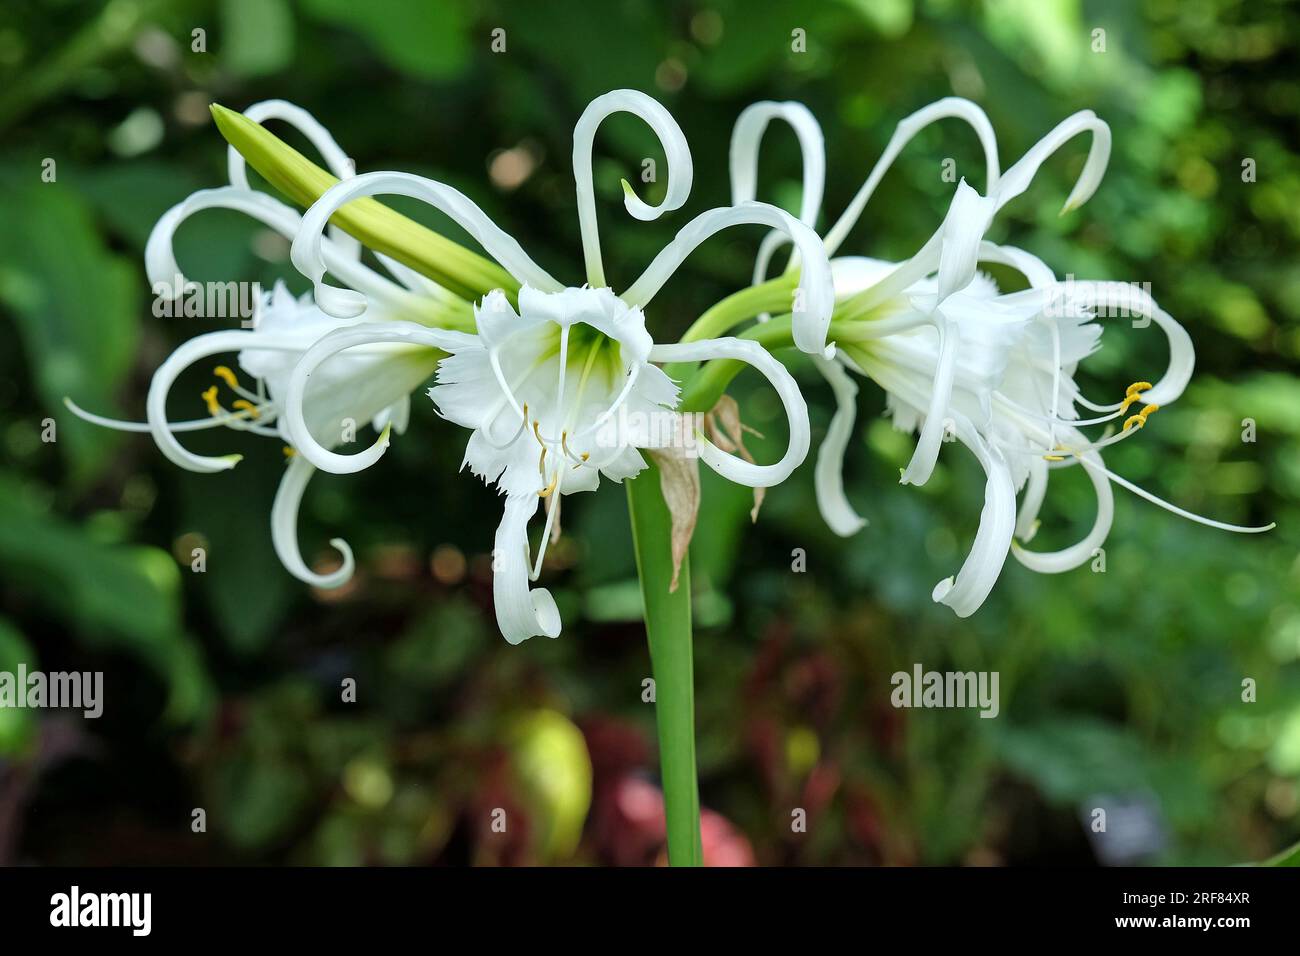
[145,187,417,314]
[824,96,1001,255]
[648,337,809,488]
[812,355,867,536]
[976,241,1056,289]
[290,170,563,318]
[1011,449,1113,573]
[572,89,692,287]
[899,312,958,487]
[145,329,309,473]
[1065,280,1194,406]
[1014,457,1049,541]
[936,181,997,303]
[623,201,834,356]
[930,414,1017,617]
[374,395,411,436]
[283,321,474,474]
[271,454,355,588]
[493,493,563,644]
[995,110,1111,215]
[729,100,825,227]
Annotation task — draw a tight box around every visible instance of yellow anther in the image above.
[283,446,296,458]
[1044,454,1065,461]
[1123,404,1159,431]
[201,385,223,416]
[213,366,241,390]
[231,399,260,418]
[538,472,559,498]
[1119,381,1154,414]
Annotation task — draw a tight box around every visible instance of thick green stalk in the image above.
[679,274,797,343]
[626,468,702,866]
[210,105,518,304]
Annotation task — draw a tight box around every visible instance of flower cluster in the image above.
[71,90,1270,639]
[726,96,1271,616]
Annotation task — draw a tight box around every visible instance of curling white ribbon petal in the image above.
[283,321,476,474]
[849,111,1107,313]
[976,241,1056,289]
[900,310,959,487]
[846,180,994,317]
[229,99,361,261]
[930,414,1017,617]
[291,170,563,318]
[271,454,356,588]
[573,89,692,287]
[146,329,312,473]
[648,337,809,488]
[936,180,996,303]
[729,100,825,227]
[1065,280,1194,407]
[1011,450,1113,573]
[1014,457,1049,541]
[623,202,835,356]
[494,493,562,644]
[825,96,1001,255]
[812,355,867,536]
[146,187,417,313]
[994,110,1111,215]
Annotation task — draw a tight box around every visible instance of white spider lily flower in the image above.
[729,98,1272,617]
[69,281,443,589]
[68,102,461,588]
[279,90,827,643]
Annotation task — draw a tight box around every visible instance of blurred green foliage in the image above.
[0,0,1297,865]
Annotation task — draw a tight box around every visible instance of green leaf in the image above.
[301,0,470,79]
[0,475,210,723]
[178,463,294,656]
[1264,839,1300,867]
[0,616,37,755]
[221,0,295,78]
[0,172,140,482]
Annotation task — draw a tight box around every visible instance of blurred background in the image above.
[1,0,1297,866]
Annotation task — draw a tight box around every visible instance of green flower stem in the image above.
[680,275,798,343]
[665,275,798,387]
[210,105,518,305]
[626,468,703,866]
[676,313,884,412]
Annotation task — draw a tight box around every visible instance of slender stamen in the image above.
[1076,456,1275,534]
[531,471,564,579]
[63,396,269,433]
